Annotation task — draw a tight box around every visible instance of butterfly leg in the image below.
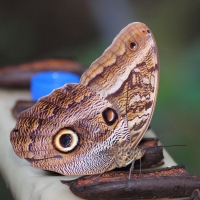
[92,157,115,180]
[128,147,146,179]
[128,157,136,179]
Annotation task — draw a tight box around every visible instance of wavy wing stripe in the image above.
[80,22,159,149]
[10,22,159,175]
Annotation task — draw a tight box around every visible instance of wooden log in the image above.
[0,58,84,88]
[62,165,200,200]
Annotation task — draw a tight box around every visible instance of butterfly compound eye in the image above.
[102,107,118,126]
[53,129,78,153]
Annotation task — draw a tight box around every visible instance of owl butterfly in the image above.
[10,22,159,175]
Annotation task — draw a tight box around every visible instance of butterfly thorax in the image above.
[114,139,145,168]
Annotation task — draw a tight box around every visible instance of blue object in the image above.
[31,71,80,101]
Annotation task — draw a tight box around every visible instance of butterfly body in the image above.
[10,22,159,175]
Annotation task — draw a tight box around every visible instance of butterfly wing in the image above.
[10,22,159,175]
[81,22,159,150]
[10,84,129,175]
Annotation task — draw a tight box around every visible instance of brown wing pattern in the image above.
[81,22,159,149]
[10,22,159,175]
[10,84,130,175]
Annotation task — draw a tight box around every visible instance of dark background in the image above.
[1,1,200,199]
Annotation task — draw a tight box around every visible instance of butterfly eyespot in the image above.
[129,42,137,50]
[102,107,118,126]
[142,29,151,34]
[53,129,78,153]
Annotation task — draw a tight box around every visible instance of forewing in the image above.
[81,22,159,148]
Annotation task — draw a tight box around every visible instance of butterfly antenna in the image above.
[92,158,115,181]
[160,144,186,148]
[157,125,176,139]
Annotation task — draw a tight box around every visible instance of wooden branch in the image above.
[63,165,200,200]
[0,58,84,88]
